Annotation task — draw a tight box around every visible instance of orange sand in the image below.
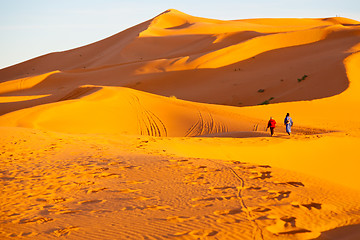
[1,9,360,239]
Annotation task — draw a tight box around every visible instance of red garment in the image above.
[268,119,276,128]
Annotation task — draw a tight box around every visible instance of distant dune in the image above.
[1,9,360,118]
[1,9,360,240]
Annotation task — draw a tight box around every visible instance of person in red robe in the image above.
[267,117,276,136]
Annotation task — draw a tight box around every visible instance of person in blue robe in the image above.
[284,113,293,135]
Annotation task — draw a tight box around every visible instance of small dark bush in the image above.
[258,89,265,93]
[298,75,308,83]
[259,97,274,105]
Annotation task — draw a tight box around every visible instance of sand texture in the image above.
[1,9,360,239]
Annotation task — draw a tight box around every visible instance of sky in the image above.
[1,0,359,69]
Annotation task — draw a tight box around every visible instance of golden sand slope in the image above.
[0,86,259,137]
[1,127,360,240]
[1,9,360,240]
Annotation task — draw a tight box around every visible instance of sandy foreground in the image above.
[1,9,360,239]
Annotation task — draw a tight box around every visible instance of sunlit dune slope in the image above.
[1,9,360,117]
[0,86,260,136]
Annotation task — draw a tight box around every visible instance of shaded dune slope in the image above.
[0,9,360,136]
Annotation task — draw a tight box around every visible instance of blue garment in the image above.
[284,116,293,133]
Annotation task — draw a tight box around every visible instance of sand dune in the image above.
[0,86,259,136]
[1,9,360,240]
[1,9,359,115]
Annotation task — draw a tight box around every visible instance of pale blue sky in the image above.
[1,0,359,69]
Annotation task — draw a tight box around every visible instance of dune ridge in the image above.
[1,9,360,115]
[1,9,360,240]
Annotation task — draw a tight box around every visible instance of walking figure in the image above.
[267,117,276,136]
[284,113,293,135]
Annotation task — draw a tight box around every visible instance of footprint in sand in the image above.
[220,195,238,200]
[249,206,272,213]
[184,172,210,185]
[291,202,322,210]
[192,195,237,202]
[95,167,109,171]
[216,216,241,224]
[134,196,157,201]
[173,229,219,238]
[55,210,81,215]
[263,190,291,201]
[118,165,141,170]
[86,187,108,194]
[227,160,243,165]
[19,217,53,224]
[7,232,37,238]
[52,197,67,203]
[242,166,257,170]
[122,205,171,211]
[250,170,272,179]
[197,165,208,169]
[244,186,262,190]
[108,161,126,166]
[266,216,312,236]
[213,208,242,216]
[74,181,95,186]
[78,199,104,205]
[185,173,204,180]
[166,216,195,223]
[93,173,122,178]
[121,206,137,211]
[208,186,237,192]
[52,226,79,237]
[258,165,271,168]
[168,159,189,163]
[276,181,305,187]
[301,202,322,210]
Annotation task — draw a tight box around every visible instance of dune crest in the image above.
[0,10,359,116]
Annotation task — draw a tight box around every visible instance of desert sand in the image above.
[1,9,360,239]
